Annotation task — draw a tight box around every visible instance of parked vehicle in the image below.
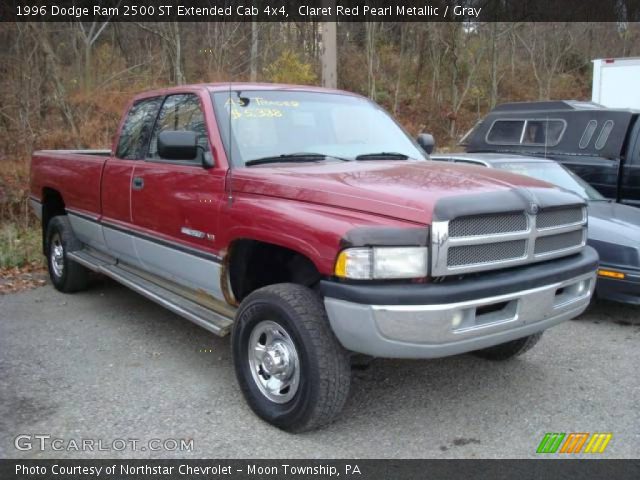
[432,153,640,305]
[592,57,640,110]
[464,100,640,207]
[30,84,598,432]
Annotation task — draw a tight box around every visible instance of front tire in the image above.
[232,283,351,432]
[46,216,89,293]
[471,332,543,361]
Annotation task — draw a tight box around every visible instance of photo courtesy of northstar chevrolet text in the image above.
[0,0,639,479]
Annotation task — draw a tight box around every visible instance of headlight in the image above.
[334,247,428,280]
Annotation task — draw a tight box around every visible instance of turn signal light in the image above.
[598,269,625,280]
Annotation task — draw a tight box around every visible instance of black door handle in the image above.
[132,177,144,190]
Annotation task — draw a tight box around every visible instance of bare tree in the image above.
[442,24,487,139]
[76,18,114,89]
[365,22,378,99]
[135,22,185,85]
[27,23,78,139]
[393,24,406,115]
[516,23,579,100]
[250,20,259,82]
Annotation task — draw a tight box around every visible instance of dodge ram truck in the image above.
[30,84,599,432]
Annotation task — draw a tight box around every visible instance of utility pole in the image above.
[321,21,337,88]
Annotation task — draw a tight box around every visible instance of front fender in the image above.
[219,195,424,275]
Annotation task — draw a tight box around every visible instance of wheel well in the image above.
[41,188,66,253]
[227,240,322,303]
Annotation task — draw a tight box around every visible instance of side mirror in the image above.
[416,133,435,155]
[158,130,198,160]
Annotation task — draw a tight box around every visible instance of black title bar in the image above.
[2,459,640,480]
[1,0,640,22]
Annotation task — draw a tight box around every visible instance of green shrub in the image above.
[263,51,318,85]
[0,223,42,269]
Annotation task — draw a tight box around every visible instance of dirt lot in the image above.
[1,278,639,459]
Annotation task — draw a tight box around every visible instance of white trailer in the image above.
[592,57,640,109]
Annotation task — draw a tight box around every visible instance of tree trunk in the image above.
[489,22,498,109]
[28,23,79,140]
[173,22,185,85]
[365,22,377,99]
[250,20,258,82]
[84,44,92,89]
[393,26,405,115]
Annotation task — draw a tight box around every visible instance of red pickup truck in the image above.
[30,84,598,432]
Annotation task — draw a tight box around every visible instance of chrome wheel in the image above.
[248,320,300,404]
[50,232,64,278]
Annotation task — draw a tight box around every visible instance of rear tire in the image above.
[46,216,90,293]
[232,283,351,432]
[471,332,543,361]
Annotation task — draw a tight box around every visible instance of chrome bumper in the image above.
[324,271,596,359]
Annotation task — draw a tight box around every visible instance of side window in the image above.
[116,98,162,159]
[486,119,565,146]
[579,120,598,149]
[522,120,565,146]
[630,119,640,165]
[595,120,614,150]
[148,94,210,161]
[486,120,524,144]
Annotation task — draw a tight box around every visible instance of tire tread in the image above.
[46,215,89,293]
[233,283,350,432]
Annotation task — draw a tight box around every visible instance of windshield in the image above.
[211,90,426,167]
[493,161,605,201]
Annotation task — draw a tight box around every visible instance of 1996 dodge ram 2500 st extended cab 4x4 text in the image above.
[30,84,598,432]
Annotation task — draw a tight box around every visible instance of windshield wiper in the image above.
[355,152,409,160]
[245,153,349,167]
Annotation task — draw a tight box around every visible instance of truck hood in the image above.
[231,160,556,224]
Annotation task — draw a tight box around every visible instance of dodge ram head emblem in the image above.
[530,203,539,214]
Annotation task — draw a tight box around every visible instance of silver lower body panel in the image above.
[324,271,596,359]
[68,249,234,336]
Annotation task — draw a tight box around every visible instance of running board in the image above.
[68,250,234,336]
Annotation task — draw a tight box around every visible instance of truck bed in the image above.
[30,149,110,216]
[36,149,111,156]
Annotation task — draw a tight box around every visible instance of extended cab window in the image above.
[148,94,210,161]
[486,119,565,146]
[116,97,162,159]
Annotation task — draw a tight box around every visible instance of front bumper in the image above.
[596,265,640,305]
[322,247,598,359]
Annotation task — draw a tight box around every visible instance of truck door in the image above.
[621,116,640,207]
[130,92,227,299]
[101,97,162,266]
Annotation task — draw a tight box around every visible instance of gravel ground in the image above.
[1,278,639,459]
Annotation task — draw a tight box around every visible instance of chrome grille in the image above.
[534,230,584,255]
[448,240,527,267]
[449,212,527,238]
[537,207,584,229]
[432,205,587,276]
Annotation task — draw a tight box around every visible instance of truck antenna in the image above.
[228,82,233,169]
[226,82,234,206]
